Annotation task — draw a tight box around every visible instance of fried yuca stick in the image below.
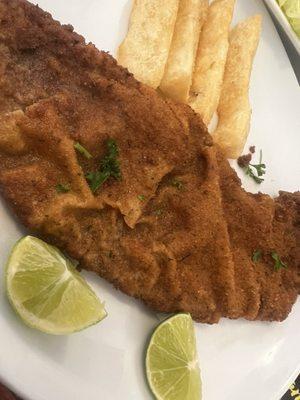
[159,0,209,103]
[189,0,235,125]
[118,0,179,89]
[213,15,262,159]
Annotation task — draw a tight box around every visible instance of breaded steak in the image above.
[0,0,299,323]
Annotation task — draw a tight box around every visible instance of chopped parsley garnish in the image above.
[56,183,70,193]
[138,194,146,201]
[252,250,287,270]
[271,252,287,271]
[86,138,121,193]
[170,178,184,191]
[86,170,110,193]
[244,150,266,184]
[74,142,93,159]
[252,250,262,262]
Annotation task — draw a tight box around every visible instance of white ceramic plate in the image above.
[0,1,299,400]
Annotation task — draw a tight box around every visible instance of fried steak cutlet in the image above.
[0,0,299,323]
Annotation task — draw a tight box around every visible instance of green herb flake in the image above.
[271,252,288,271]
[252,250,262,262]
[56,183,70,193]
[154,208,163,216]
[170,178,184,191]
[244,150,266,184]
[138,195,146,201]
[74,142,93,159]
[86,170,110,193]
[108,250,113,259]
[86,138,121,193]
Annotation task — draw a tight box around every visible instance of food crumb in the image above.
[237,153,252,168]
[249,146,256,154]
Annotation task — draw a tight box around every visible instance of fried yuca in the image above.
[189,0,235,125]
[118,0,179,89]
[159,0,209,103]
[213,15,262,159]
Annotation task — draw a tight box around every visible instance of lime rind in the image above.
[6,236,107,335]
[146,313,201,400]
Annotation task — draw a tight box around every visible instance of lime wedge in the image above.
[5,236,106,335]
[146,313,201,400]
